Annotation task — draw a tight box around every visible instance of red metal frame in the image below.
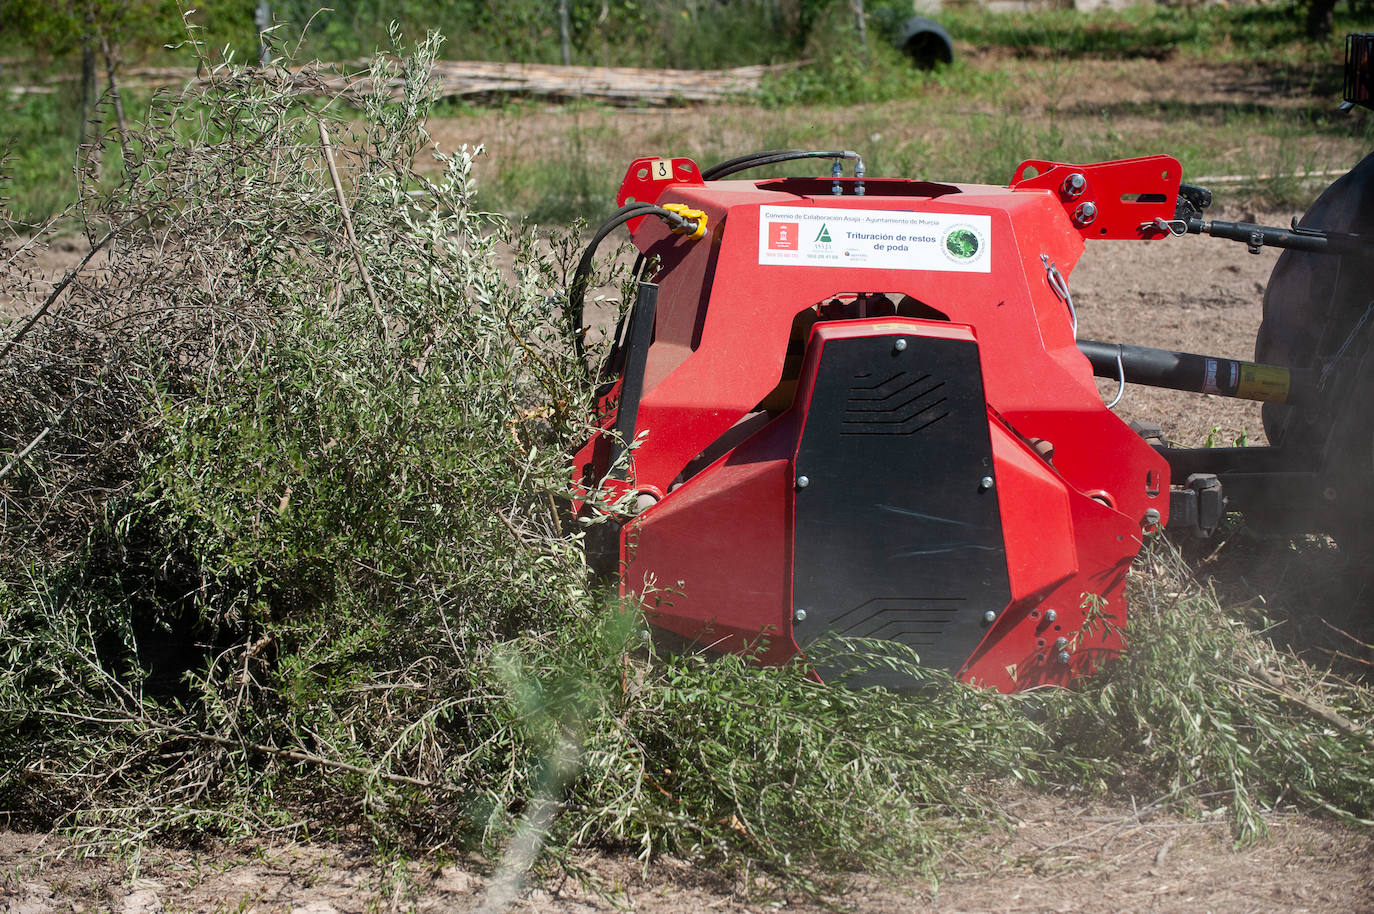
[1008,155,1182,241]
[575,157,1174,692]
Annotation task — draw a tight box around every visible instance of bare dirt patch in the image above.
[5,789,1372,912]
[0,235,113,321]
[1071,205,1283,448]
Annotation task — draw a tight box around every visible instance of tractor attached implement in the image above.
[572,36,1374,693]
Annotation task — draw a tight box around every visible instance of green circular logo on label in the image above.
[945,228,980,259]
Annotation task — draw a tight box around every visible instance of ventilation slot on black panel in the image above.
[842,370,948,435]
[830,596,966,647]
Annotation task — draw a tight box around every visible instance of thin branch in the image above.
[0,388,92,482]
[1246,665,1370,743]
[175,724,446,790]
[41,708,448,791]
[317,119,387,341]
[0,226,118,362]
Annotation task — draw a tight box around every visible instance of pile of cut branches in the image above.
[0,30,1369,899]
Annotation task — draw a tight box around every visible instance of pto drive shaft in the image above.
[1076,339,1308,405]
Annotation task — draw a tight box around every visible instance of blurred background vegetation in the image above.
[2,0,1372,227]
[2,0,1369,68]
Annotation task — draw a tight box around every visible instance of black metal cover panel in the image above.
[792,334,1011,678]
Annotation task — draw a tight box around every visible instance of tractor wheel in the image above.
[1254,150,1374,548]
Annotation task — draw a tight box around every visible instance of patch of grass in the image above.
[942,3,1368,65]
[467,82,1370,219]
[270,0,808,68]
[0,90,81,226]
[486,112,622,224]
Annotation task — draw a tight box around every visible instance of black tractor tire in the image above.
[1254,150,1374,549]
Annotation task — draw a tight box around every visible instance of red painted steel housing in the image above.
[574,155,1179,692]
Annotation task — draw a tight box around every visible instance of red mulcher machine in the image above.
[571,36,1374,693]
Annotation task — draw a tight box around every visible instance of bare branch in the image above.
[317,119,387,341]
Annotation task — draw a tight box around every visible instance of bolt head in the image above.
[894,338,908,352]
[1061,172,1087,198]
[979,476,994,491]
[794,608,807,623]
[1073,201,1098,227]
[1057,650,1072,665]
[796,475,810,489]
[1054,637,1068,651]
[982,610,997,624]
[1044,608,1058,623]
[1143,507,1162,527]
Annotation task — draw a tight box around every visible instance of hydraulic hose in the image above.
[573,151,867,374]
[701,149,810,180]
[701,148,866,183]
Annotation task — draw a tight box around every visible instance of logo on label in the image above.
[768,222,799,251]
[815,224,833,244]
[942,226,982,261]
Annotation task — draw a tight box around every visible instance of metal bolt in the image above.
[1324,487,1338,501]
[1143,507,1161,527]
[979,476,994,491]
[1044,609,1058,623]
[982,610,997,625]
[1061,172,1087,199]
[1072,201,1098,227]
[894,338,908,352]
[640,629,651,640]
[1054,637,1068,651]
[1057,650,1072,665]
[796,475,810,489]
[794,608,807,623]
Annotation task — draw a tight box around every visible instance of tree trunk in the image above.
[851,0,868,56]
[558,0,571,66]
[100,35,129,163]
[79,4,101,179]
[256,1,273,68]
[1306,0,1337,40]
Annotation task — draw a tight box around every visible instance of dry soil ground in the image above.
[4,58,1374,914]
[3,789,1373,913]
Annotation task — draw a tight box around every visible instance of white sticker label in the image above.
[649,158,672,180]
[757,206,991,273]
